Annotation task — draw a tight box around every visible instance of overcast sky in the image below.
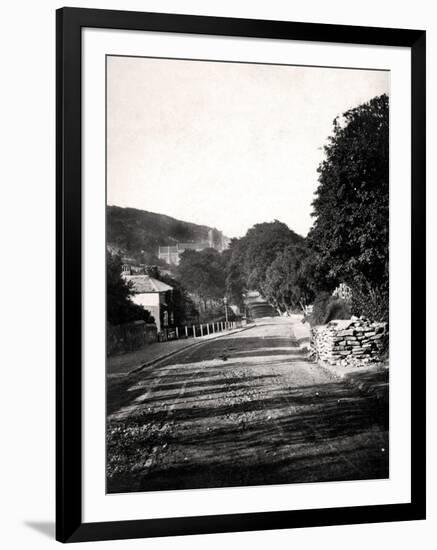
[107,56,389,238]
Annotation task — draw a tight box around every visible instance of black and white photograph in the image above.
[106,55,390,494]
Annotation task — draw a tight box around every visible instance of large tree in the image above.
[307,94,389,293]
[225,221,304,300]
[261,245,312,313]
[177,248,226,310]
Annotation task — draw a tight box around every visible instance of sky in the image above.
[107,56,389,239]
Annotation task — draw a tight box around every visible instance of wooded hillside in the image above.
[107,205,222,263]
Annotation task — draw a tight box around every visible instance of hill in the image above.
[107,205,223,263]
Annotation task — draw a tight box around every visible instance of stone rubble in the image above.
[310,317,388,367]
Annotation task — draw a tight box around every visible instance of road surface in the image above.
[107,318,388,493]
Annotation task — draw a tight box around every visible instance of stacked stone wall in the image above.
[311,318,388,367]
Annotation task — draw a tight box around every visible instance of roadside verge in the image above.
[108,324,257,377]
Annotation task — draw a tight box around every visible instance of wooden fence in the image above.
[158,320,243,342]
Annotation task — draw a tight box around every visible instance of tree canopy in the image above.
[224,221,305,307]
[177,248,226,307]
[306,94,389,293]
[261,245,311,313]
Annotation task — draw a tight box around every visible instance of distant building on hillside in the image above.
[122,273,173,332]
[158,229,229,266]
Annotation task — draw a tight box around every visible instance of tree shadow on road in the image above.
[107,367,389,493]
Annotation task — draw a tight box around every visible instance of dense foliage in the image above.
[261,246,311,313]
[224,221,305,311]
[107,252,154,325]
[351,283,389,324]
[308,291,351,326]
[306,94,389,299]
[177,248,226,306]
[223,243,246,310]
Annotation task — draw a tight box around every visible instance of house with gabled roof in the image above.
[122,274,173,332]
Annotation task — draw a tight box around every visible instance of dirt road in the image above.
[107,318,388,493]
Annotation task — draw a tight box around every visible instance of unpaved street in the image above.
[107,318,388,493]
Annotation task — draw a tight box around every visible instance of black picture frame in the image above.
[56,7,426,543]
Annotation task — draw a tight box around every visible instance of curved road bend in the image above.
[107,317,388,493]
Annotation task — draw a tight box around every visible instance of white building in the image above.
[122,274,173,332]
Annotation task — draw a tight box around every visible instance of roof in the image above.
[124,275,173,294]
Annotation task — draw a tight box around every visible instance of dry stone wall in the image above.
[310,317,388,367]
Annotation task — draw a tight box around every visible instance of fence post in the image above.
[193,326,196,338]
[176,327,179,339]
[200,324,204,337]
[206,323,210,335]
[185,325,188,338]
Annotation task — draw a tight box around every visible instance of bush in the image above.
[308,291,351,326]
[107,252,155,325]
[351,284,389,324]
